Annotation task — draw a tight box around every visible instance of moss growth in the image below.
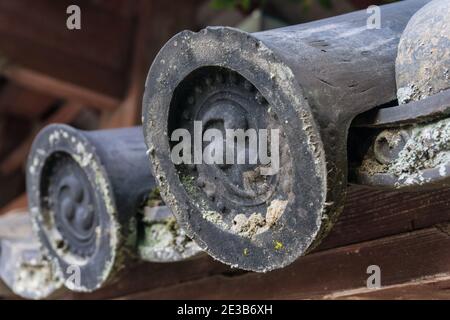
[138,215,200,262]
[146,187,163,207]
[180,174,197,194]
[138,189,201,262]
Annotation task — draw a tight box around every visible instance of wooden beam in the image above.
[0,102,83,175]
[0,193,27,216]
[0,83,54,119]
[317,185,450,250]
[67,185,450,299]
[2,65,120,111]
[117,225,450,299]
[324,275,450,300]
[0,169,25,210]
[0,115,31,160]
[68,256,229,300]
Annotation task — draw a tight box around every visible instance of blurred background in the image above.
[0,0,398,215]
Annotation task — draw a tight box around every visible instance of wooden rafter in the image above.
[65,185,450,300]
[2,65,120,111]
[0,82,54,118]
[0,193,27,216]
[0,102,83,175]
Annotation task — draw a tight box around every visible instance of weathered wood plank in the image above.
[66,185,450,300]
[318,185,450,250]
[120,225,450,299]
[0,0,134,72]
[1,185,448,299]
[325,275,450,300]
[68,256,230,300]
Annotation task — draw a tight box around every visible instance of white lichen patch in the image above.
[74,142,93,167]
[231,213,265,238]
[138,213,201,262]
[13,256,62,300]
[266,199,287,225]
[390,118,450,184]
[48,131,61,145]
[361,117,450,187]
[397,84,420,104]
[202,210,229,230]
[231,199,288,239]
[439,164,447,177]
[201,199,287,239]
[28,156,40,175]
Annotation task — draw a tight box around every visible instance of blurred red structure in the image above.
[0,0,389,214]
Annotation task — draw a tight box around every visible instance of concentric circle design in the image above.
[143,27,327,272]
[169,67,292,229]
[26,124,118,292]
[45,154,99,258]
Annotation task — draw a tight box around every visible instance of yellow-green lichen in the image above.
[274,240,283,251]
